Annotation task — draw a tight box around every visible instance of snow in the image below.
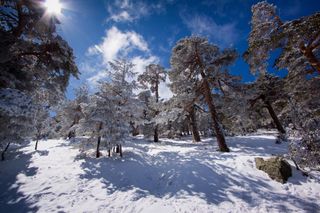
[1,134,320,213]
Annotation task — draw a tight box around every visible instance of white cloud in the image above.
[109,11,133,22]
[106,0,167,23]
[87,71,108,87]
[131,56,159,76]
[87,26,149,64]
[181,14,238,46]
[85,27,171,98]
[78,58,103,74]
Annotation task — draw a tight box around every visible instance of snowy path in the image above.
[0,135,319,213]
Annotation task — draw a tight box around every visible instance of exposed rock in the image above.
[255,157,292,183]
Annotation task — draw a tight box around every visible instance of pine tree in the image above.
[33,106,50,151]
[284,76,320,170]
[137,90,156,139]
[169,36,238,152]
[249,74,286,134]
[0,0,78,100]
[0,0,79,156]
[76,59,138,158]
[168,70,201,141]
[0,88,36,160]
[244,1,320,169]
[138,64,166,142]
[244,1,320,76]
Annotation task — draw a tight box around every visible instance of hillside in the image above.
[1,134,319,213]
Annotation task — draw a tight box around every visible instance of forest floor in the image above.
[0,132,320,213]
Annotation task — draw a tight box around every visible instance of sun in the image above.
[44,0,62,15]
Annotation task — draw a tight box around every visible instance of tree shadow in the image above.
[226,136,289,156]
[0,144,39,212]
[35,150,49,156]
[78,136,319,212]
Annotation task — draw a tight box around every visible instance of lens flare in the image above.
[44,0,62,15]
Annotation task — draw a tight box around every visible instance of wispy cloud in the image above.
[85,26,172,99]
[181,13,238,46]
[131,56,159,76]
[106,0,167,23]
[87,71,108,87]
[87,26,149,64]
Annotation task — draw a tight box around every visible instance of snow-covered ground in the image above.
[0,134,319,213]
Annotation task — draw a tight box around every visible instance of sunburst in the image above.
[44,0,62,15]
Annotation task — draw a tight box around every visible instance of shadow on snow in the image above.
[79,136,318,212]
[0,143,39,212]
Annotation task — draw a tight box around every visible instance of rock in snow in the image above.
[255,157,292,183]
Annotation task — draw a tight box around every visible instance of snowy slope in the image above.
[0,134,319,213]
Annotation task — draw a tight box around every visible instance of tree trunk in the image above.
[188,106,201,142]
[154,82,159,142]
[300,45,320,74]
[201,77,230,152]
[130,122,139,136]
[119,144,123,157]
[35,138,39,151]
[96,122,103,158]
[96,136,101,158]
[264,100,286,134]
[154,126,159,142]
[1,141,11,161]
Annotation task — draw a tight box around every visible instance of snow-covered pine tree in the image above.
[244,1,320,76]
[244,1,320,169]
[76,93,114,158]
[138,64,166,142]
[0,0,79,157]
[137,90,155,139]
[155,97,187,139]
[197,110,212,136]
[55,100,81,138]
[0,88,36,160]
[106,59,141,150]
[0,0,78,101]
[33,106,50,151]
[248,74,286,135]
[284,76,320,170]
[77,59,138,158]
[212,86,254,136]
[169,36,238,152]
[55,85,88,138]
[168,69,202,142]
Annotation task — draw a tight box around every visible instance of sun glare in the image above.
[44,0,62,15]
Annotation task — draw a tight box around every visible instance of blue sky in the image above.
[54,0,320,99]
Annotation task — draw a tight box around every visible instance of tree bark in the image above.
[35,138,39,151]
[154,127,159,142]
[119,144,123,157]
[154,82,159,142]
[96,136,101,158]
[188,106,201,142]
[264,100,286,134]
[201,76,230,152]
[300,44,320,74]
[96,122,103,158]
[1,141,11,161]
